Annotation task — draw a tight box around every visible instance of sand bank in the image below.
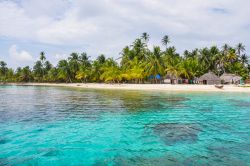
[4,83,250,93]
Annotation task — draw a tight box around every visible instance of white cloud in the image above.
[36,17,98,45]
[0,0,250,66]
[9,45,33,62]
[55,53,68,60]
[0,1,48,39]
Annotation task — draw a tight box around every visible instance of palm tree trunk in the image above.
[68,77,72,83]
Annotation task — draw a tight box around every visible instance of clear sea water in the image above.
[0,85,250,166]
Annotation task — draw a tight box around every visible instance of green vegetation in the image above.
[0,33,249,83]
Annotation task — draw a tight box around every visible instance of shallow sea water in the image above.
[0,85,250,166]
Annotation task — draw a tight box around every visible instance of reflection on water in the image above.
[0,86,250,165]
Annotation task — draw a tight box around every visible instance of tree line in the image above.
[0,33,249,83]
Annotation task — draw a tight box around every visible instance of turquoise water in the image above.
[0,86,250,166]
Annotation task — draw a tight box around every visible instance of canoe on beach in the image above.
[215,84,224,89]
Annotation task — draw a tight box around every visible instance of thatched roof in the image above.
[198,72,220,81]
[220,73,242,82]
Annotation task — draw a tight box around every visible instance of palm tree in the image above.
[47,67,58,82]
[241,54,248,66]
[6,68,14,82]
[79,52,87,61]
[130,67,145,83]
[219,44,230,73]
[141,32,149,43]
[68,52,80,80]
[214,52,226,74]
[145,46,164,83]
[91,60,103,82]
[33,52,53,82]
[164,46,179,59]
[79,52,91,68]
[69,52,79,60]
[236,43,245,56]
[1,33,249,84]
[120,46,133,66]
[97,54,106,64]
[20,66,33,82]
[222,44,230,55]
[39,51,46,80]
[123,57,145,83]
[209,46,220,72]
[58,60,72,83]
[102,67,122,83]
[162,35,170,49]
[44,61,52,72]
[178,58,200,80]
[131,39,147,60]
[99,58,121,83]
[33,61,43,81]
[76,67,90,83]
[40,51,46,62]
[0,61,8,81]
[0,61,7,68]
[227,48,237,63]
[165,56,181,80]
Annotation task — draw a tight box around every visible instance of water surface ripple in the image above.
[0,86,250,165]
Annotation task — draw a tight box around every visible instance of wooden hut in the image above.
[245,79,250,84]
[164,74,179,84]
[198,72,221,85]
[220,73,242,84]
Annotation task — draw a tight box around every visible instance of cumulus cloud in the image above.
[36,17,98,45]
[9,45,33,62]
[55,53,68,60]
[0,0,250,66]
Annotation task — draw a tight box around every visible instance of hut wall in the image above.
[164,79,171,84]
[207,80,221,85]
[245,79,250,84]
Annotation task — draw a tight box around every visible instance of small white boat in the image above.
[215,84,224,89]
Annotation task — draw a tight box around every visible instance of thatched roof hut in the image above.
[220,73,242,84]
[198,72,221,85]
[245,79,250,84]
[164,73,179,84]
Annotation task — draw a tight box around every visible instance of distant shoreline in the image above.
[2,83,250,93]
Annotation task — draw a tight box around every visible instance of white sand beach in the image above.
[6,83,250,93]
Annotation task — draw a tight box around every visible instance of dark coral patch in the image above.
[0,138,10,144]
[152,123,201,145]
[43,149,61,157]
[228,99,250,107]
[199,106,213,112]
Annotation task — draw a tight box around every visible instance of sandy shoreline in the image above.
[2,83,250,93]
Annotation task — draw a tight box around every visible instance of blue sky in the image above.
[0,0,250,68]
